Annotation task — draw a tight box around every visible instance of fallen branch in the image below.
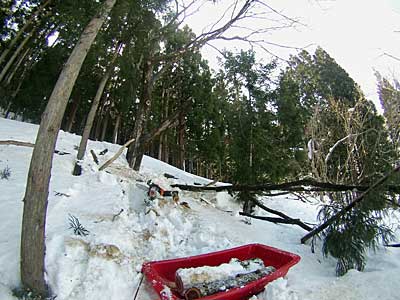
[251,197,297,220]
[0,140,35,147]
[300,164,400,244]
[385,243,400,248]
[112,208,124,222]
[98,138,135,171]
[0,139,70,155]
[239,212,312,231]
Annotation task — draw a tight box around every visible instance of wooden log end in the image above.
[184,287,202,300]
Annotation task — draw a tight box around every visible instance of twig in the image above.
[112,208,124,222]
[133,273,144,300]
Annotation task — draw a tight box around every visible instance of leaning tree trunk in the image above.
[0,27,34,83]
[127,57,154,170]
[73,44,119,175]
[4,47,30,86]
[0,0,52,66]
[20,0,116,296]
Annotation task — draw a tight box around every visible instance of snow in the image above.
[0,117,399,300]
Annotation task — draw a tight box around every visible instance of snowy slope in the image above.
[0,117,399,300]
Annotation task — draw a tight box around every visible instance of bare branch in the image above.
[325,129,378,164]
[384,52,400,62]
[255,0,306,27]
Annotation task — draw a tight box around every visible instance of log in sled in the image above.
[141,243,300,300]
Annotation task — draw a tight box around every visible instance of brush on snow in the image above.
[68,214,89,236]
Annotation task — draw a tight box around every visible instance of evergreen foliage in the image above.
[309,97,397,275]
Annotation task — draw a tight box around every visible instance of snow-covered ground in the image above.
[0,117,399,300]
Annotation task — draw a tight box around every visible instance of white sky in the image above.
[184,0,400,111]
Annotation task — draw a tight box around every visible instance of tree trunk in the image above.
[158,134,163,160]
[73,79,111,176]
[0,27,35,83]
[4,101,12,118]
[127,56,154,170]
[94,113,103,140]
[20,0,116,296]
[74,43,120,174]
[4,47,30,86]
[64,96,80,133]
[100,111,108,141]
[177,110,185,170]
[0,0,52,66]
[112,114,121,144]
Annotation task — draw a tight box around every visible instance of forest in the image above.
[1,0,400,299]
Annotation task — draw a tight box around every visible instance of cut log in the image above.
[175,258,265,295]
[181,267,276,300]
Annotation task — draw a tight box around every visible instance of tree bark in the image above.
[64,96,81,133]
[124,109,181,167]
[177,110,185,170]
[100,111,109,141]
[127,56,154,170]
[74,43,120,174]
[112,114,121,144]
[20,0,116,296]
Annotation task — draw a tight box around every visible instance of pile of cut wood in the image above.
[175,258,275,300]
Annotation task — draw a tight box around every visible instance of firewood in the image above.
[175,258,265,295]
[181,267,276,300]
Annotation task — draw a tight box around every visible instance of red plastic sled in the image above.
[141,243,300,300]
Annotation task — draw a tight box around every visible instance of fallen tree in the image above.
[171,178,400,194]
[300,164,400,244]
